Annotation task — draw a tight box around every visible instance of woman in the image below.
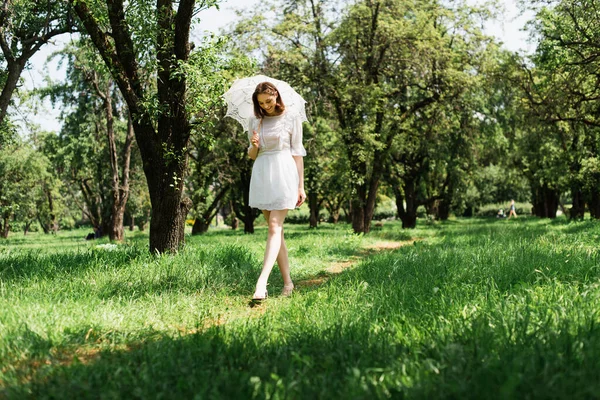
[247,82,306,302]
[508,199,517,219]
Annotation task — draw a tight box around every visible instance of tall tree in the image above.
[331,0,492,231]
[74,0,219,252]
[521,0,600,218]
[41,39,137,239]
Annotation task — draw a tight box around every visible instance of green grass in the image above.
[1,217,600,399]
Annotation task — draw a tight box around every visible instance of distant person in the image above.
[508,200,517,219]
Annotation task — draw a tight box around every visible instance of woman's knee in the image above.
[268,220,283,236]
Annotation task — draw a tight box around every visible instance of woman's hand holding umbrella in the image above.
[251,130,260,148]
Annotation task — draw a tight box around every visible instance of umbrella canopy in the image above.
[223,75,308,131]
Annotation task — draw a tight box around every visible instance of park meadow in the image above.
[1,216,600,399]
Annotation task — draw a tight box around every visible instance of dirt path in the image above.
[296,239,417,289]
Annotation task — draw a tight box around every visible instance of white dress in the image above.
[248,111,307,210]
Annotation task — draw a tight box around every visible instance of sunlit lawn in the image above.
[1,216,599,399]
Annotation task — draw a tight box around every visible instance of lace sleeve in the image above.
[290,115,306,157]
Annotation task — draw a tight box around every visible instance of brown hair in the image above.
[252,82,286,119]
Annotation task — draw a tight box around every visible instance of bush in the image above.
[61,217,76,230]
[9,220,41,233]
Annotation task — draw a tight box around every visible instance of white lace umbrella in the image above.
[223,75,308,131]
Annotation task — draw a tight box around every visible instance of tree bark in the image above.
[396,179,419,229]
[23,220,31,236]
[589,189,600,219]
[569,187,585,219]
[47,185,58,233]
[38,215,50,234]
[227,201,239,230]
[232,166,257,234]
[80,178,102,230]
[308,190,319,228]
[109,111,135,241]
[191,217,209,234]
[531,184,559,218]
[38,183,59,234]
[1,212,9,238]
[351,189,366,233]
[0,59,26,127]
[438,199,451,221]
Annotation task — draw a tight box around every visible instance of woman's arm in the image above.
[248,130,259,160]
[293,155,306,207]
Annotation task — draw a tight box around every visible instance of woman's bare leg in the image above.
[253,209,289,297]
[277,229,293,286]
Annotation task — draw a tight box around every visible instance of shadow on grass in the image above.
[3,294,599,400]
[0,246,147,282]
[556,219,600,235]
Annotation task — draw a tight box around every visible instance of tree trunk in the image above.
[351,197,366,233]
[45,184,59,233]
[351,175,380,234]
[233,169,256,234]
[438,199,451,221]
[331,210,340,224]
[90,79,135,242]
[396,179,419,229]
[363,174,380,232]
[589,190,600,219]
[0,4,73,128]
[324,197,343,224]
[309,191,319,228]
[532,184,559,218]
[129,215,135,231]
[242,205,255,234]
[437,181,453,221]
[80,178,103,232]
[0,58,27,127]
[23,221,32,236]
[103,83,124,241]
[38,215,50,234]
[570,188,585,219]
[138,214,148,232]
[1,214,9,238]
[191,217,210,234]
[231,215,239,230]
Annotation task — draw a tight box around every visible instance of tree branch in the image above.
[175,0,195,61]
